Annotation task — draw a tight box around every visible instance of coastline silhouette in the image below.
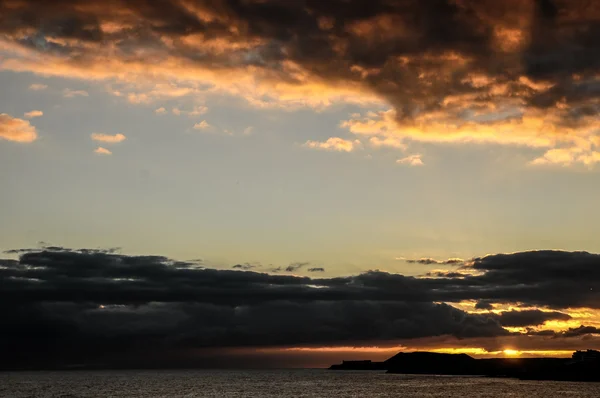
[330,350,600,382]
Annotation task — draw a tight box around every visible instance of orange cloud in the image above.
[0,113,38,143]
[531,148,600,167]
[397,154,424,166]
[28,83,48,91]
[304,137,361,152]
[63,89,89,98]
[193,120,211,130]
[94,146,112,155]
[24,110,43,119]
[1,0,600,167]
[189,105,208,116]
[90,133,126,143]
[342,108,600,166]
[369,136,406,150]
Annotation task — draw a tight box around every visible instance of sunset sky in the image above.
[2,0,600,369]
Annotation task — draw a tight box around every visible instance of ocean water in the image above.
[2,370,600,397]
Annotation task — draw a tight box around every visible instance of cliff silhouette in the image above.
[329,350,600,382]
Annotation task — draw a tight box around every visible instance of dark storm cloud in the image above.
[3,248,600,309]
[531,326,600,338]
[0,247,511,369]
[489,309,571,327]
[2,0,600,123]
[460,250,600,309]
[2,247,600,369]
[307,267,325,272]
[558,326,600,338]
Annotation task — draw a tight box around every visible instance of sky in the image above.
[2,0,600,369]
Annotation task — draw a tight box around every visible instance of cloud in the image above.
[0,247,510,369]
[530,147,600,167]
[94,147,112,155]
[24,110,43,119]
[232,263,258,271]
[285,262,311,272]
[0,113,38,142]
[369,136,406,150]
[28,83,47,91]
[189,106,208,116]
[2,247,600,369]
[396,154,424,166]
[307,268,325,273]
[155,105,208,117]
[459,250,600,309]
[474,301,494,311]
[242,127,254,135]
[5,0,600,164]
[407,258,464,265]
[62,89,89,98]
[304,137,361,152]
[490,310,571,327]
[553,326,600,338]
[193,120,211,130]
[91,133,126,143]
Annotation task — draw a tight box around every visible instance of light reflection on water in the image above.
[1,370,600,397]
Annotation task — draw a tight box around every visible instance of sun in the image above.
[503,349,520,356]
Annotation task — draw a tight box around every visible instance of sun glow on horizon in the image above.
[254,346,575,359]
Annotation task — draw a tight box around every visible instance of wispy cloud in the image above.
[304,137,360,152]
[193,120,211,130]
[369,136,406,150]
[169,106,208,117]
[154,107,167,115]
[0,113,38,143]
[94,147,112,155]
[63,89,89,98]
[406,258,464,265]
[24,110,43,119]
[189,106,208,116]
[91,133,126,143]
[285,262,311,272]
[397,154,424,166]
[28,83,47,91]
[530,148,600,167]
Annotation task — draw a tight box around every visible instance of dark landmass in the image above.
[329,350,600,382]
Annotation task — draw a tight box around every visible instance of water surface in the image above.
[2,370,600,397]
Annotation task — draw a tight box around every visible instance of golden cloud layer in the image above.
[1,0,600,165]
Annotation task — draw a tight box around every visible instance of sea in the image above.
[2,370,600,397]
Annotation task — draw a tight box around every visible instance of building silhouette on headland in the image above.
[572,349,600,362]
